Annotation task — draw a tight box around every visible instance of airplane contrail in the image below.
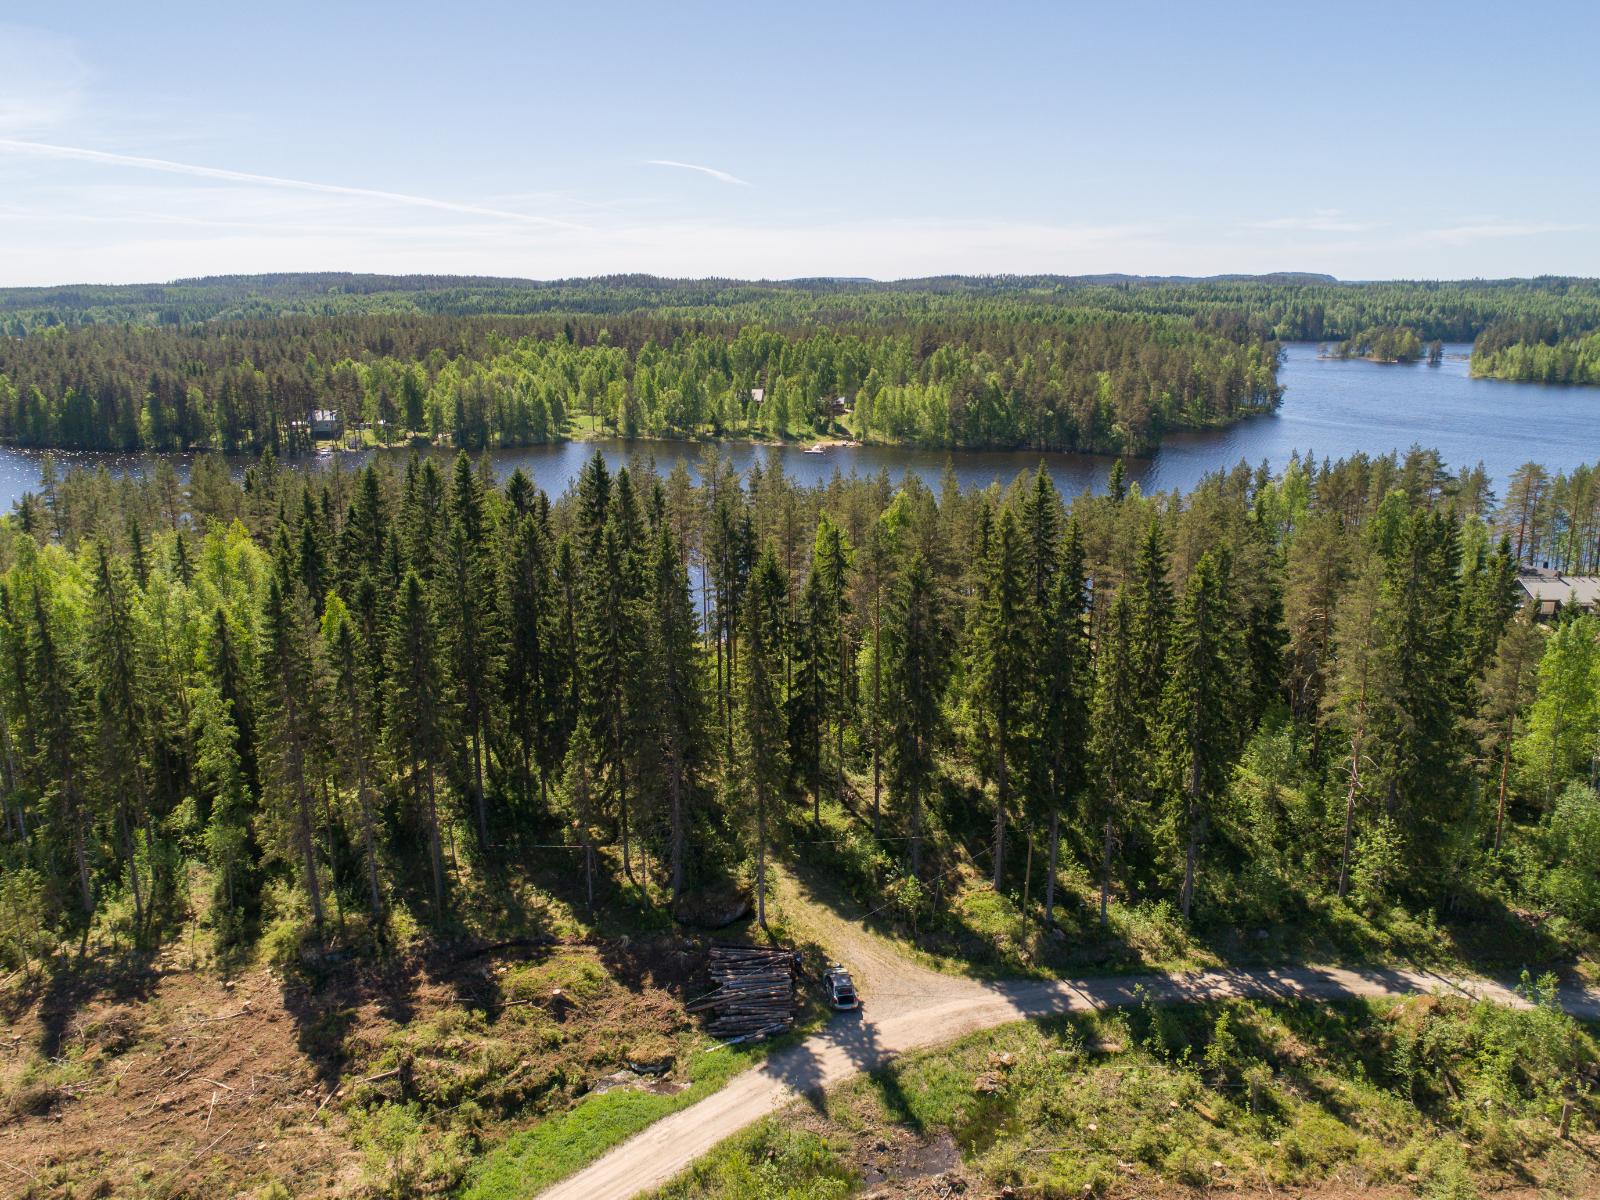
[0,138,584,229]
[646,159,750,187]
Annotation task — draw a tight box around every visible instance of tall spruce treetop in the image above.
[884,547,949,876]
[1160,551,1244,917]
[1372,508,1471,877]
[575,450,612,560]
[970,504,1031,888]
[1087,588,1140,924]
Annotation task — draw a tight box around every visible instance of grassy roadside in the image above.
[461,1028,812,1200]
[787,772,1595,991]
[457,889,836,1200]
[648,988,1600,1200]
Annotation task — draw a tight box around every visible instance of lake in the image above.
[0,343,1593,508]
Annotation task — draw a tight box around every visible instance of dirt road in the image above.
[537,876,1600,1200]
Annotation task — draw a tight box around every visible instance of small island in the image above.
[1329,325,1424,363]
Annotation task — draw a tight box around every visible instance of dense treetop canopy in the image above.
[3,272,1598,458]
[5,439,1600,977]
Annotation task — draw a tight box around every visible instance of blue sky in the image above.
[1,1,1596,285]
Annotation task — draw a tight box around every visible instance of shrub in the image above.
[0,863,51,973]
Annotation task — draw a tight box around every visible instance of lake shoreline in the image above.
[0,344,1593,509]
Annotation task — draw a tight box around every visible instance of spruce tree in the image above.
[1088,591,1140,925]
[814,514,854,807]
[207,607,258,794]
[1475,603,1543,853]
[437,453,500,849]
[649,523,707,902]
[28,585,96,918]
[885,549,948,876]
[1038,518,1090,924]
[970,505,1031,889]
[1283,510,1350,749]
[384,571,448,917]
[191,682,256,943]
[500,510,556,810]
[789,558,829,823]
[86,545,152,932]
[1371,511,1470,875]
[1325,555,1385,899]
[324,598,386,924]
[1159,552,1240,920]
[738,546,789,927]
[260,577,329,936]
[580,518,647,884]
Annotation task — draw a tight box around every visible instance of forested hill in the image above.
[3,272,1599,339]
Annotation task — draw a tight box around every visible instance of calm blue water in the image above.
[1,343,1593,507]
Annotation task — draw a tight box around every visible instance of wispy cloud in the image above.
[1422,220,1584,244]
[1244,209,1375,234]
[646,159,751,187]
[0,137,584,229]
[0,25,89,134]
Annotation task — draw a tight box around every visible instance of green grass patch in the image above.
[649,1120,855,1200]
[460,1037,791,1200]
[651,984,1600,1199]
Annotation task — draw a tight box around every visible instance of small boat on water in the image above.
[803,444,826,454]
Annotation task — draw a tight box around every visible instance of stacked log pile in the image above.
[686,944,797,1040]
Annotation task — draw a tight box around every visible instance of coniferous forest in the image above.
[4,272,1600,461]
[6,441,1600,974]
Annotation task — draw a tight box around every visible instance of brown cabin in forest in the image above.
[1516,566,1600,619]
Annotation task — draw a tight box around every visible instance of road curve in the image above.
[536,958,1600,1200]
